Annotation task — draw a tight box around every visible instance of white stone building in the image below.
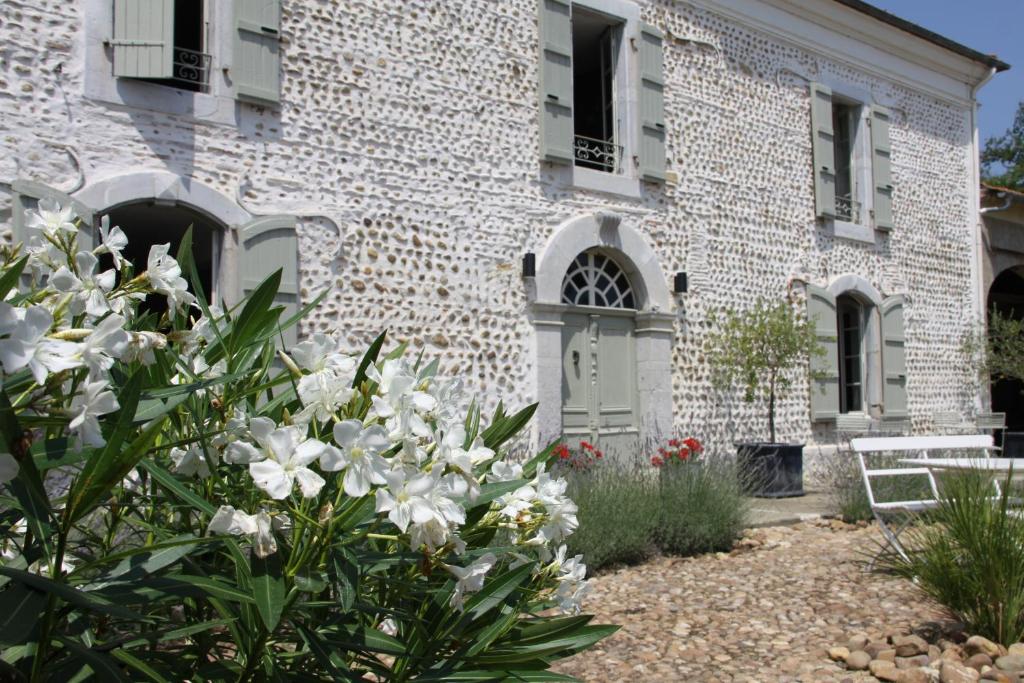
[0,0,1010,468]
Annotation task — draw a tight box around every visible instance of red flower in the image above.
[684,437,703,453]
[554,443,570,460]
[668,438,681,447]
[595,449,603,459]
[651,455,664,467]
[580,441,594,451]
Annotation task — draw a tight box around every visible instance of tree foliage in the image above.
[982,100,1024,191]
[705,299,824,443]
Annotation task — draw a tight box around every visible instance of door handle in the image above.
[572,350,580,367]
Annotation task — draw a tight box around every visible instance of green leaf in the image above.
[353,330,388,388]
[138,460,217,516]
[91,574,255,605]
[83,535,208,588]
[110,649,172,683]
[0,388,54,564]
[462,562,535,623]
[473,625,619,664]
[132,393,188,423]
[295,623,354,680]
[31,438,88,471]
[513,615,594,644]
[251,551,286,631]
[481,403,537,451]
[294,570,328,594]
[229,270,281,353]
[0,256,28,300]
[119,619,235,650]
[0,567,148,621]
[65,373,148,523]
[415,671,580,682]
[466,480,528,511]
[0,583,45,647]
[319,623,407,656]
[329,549,359,610]
[56,636,130,682]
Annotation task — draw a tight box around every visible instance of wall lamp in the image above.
[522,252,536,278]
[674,271,688,294]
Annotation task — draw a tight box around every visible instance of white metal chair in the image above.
[933,411,971,434]
[851,434,995,566]
[873,416,910,435]
[976,412,1006,441]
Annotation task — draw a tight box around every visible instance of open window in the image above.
[836,294,865,413]
[831,101,860,223]
[570,8,621,173]
[112,0,211,93]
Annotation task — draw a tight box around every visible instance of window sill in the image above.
[85,74,238,126]
[829,218,876,244]
[569,166,642,200]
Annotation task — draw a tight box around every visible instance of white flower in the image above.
[170,445,216,478]
[436,425,494,473]
[0,302,24,336]
[292,333,355,375]
[487,461,524,483]
[123,331,166,366]
[320,420,390,497]
[145,244,195,314]
[50,251,116,318]
[78,314,130,378]
[538,500,579,544]
[445,553,497,611]
[238,425,327,500]
[496,484,536,521]
[26,198,77,238]
[97,215,128,270]
[296,371,355,423]
[368,359,436,420]
[374,468,444,533]
[0,452,18,484]
[0,306,82,383]
[68,380,119,448]
[551,545,590,614]
[24,235,63,282]
[207,506,278,558]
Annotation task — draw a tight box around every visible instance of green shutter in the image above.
[881,295,907,417]
[538,0,573,164]
[112,0,175,79]
[638,23,667,183]
[807,284,839,421]
[596,316,636,428]
[240,215,299,346]
[871,105,894,231]
[561,313,590,434]
[235,0,282,104]
[12,180,95,251]
[809,83,836,219]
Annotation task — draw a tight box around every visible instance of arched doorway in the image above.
[529,211,675,457]
[103,201,224,316]
[988,267,1024,434]
[560,250,638,455]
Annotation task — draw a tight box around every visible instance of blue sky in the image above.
[868,0,1022,143]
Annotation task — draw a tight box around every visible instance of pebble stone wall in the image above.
[0,0,982,470]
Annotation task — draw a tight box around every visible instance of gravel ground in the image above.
[553,520,946,682]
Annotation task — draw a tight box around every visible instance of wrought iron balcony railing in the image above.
[835,193,861,223]
[573,134,621,173]
[169,46,211,92]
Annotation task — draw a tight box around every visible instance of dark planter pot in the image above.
[736,442,804,498]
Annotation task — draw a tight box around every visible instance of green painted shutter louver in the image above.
[12,180,95,251]
[638,23,667,183]
[881,295,907,417]
[240,215,299,346]
[871,105,894,231]
[112,0,175,79]
[538,0,573,164]
[596,316,636,428]
[807,284,839,421]
[235,0,282,104]
[809,83,836,219]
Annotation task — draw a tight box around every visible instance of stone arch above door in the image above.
[532,211,672,312]
[530,211,675,456]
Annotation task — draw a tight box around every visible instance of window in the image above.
[836,295,864,413]
[105,0,282,106]
[561,251,636,309]
[810,84,894,232]
[538,0,667,184]
[570,9,621,172]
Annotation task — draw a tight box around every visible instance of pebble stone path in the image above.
[553,520,945,682]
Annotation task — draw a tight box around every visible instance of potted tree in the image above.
[706,298,825,497]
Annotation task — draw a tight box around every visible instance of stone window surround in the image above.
[827,274,884,417]
[83,0,240,125]
[547,0,645,199]
[528,210,674,448]
[72,170,252,304]
[816,78,879,245]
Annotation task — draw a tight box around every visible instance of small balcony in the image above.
[574,134,621,173]
[168,46,212,93]
[835,193,861,223]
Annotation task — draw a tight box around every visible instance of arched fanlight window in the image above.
[561,250,636,309]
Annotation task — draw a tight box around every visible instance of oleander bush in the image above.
[0,200,614,681]
[880,469,1024,645]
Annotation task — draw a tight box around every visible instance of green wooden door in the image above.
[560,312,638,455]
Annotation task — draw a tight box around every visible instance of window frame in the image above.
[836,294,866,414]
[83,0,238,125]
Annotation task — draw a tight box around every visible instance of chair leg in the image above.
[870,513,911,570]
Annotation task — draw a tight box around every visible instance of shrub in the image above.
[880,470,1024,645]
[563,454,659,570]
[0,201,614,681]
[657,457,749,555]
[823,453,935,523]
